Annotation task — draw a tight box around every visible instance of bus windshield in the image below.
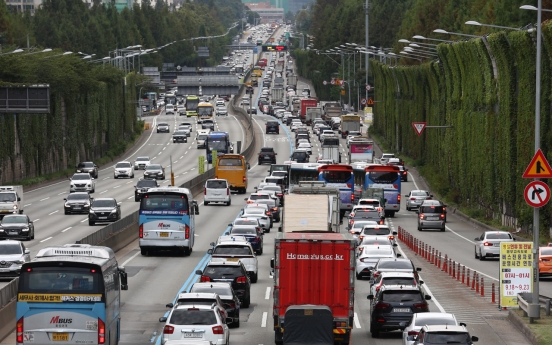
[141,194,189,212]
[368,171,399,183]
[321,171,352,183]
[19,266,102,294]
[208,140,227,151]
[198,106,213,116]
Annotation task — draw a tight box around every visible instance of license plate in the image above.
[74,207,82,210]
[99,217,107,220]
[0,268,9,272]
[494,243,500,247]
[52,333,69,341]
[159,232,169,237]
[265,155,270,158]
[393,308,410,313]
[183,333,202,338]
[10,231,18,235]
[0,210,8,213]
[428,217,439,221]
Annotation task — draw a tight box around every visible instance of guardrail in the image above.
[518,293,551,320]
[0,278,17,310]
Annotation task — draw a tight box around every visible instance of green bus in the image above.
[185,96,200,117]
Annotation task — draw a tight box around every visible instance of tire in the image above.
[251,272,258,283]
[474,248,479,259]
[114,175,118,179]
[243,293,251,308]
[234,315,240,328]
[26,235,31,241]
[135,197,140,202]
[140,248,148,256]
[204,201,209,206]
[440,227,445,232]
[417,225,422,231]
[479,250,485,261]
[226,200,231,206]
[91,188,95,193]
[31,232,34,240]
[356,273,361,280]
[64,210,68,215]
[406,206,410,211]
[89,220,95,226]
[370,323,379,338]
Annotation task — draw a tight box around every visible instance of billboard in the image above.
[499,242,533,308]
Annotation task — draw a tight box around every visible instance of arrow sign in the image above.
[522,148,552,178]
[524,180,550,208]
[412,122,427,136]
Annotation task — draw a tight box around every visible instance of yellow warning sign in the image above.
[523,148,552,178]
[367,98,374,106]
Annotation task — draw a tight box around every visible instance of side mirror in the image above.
[471,336,479,342]
[513,238,516,241]
[195,270,203,275]
[368,279,375,285]
[459,322,466,327]
[91,178,95,180]
[393,231,398,235]
[166,303,174,308]
[404,194,409,197]
[420,280,424,285]
[64,198,67,201]
[119,268,128,290]
[247,163,251,170]
[195,205,199,215]
[17,197,21,201]
[367,295,374,300]
[225,317,234,325]
[210,242,216,247]
[207,249,213,255]
[416,267,422,272]
[244,198,248,201]
[270,257,275,269]
[474,237,480,241]
[228,223,233,227]
[425,295,432,300]
[396,253,402,258]
[392,243,398,247]
[406,335,415,341]
[25,249,30,254]
[254,187,258,190]
[159,317,167,323]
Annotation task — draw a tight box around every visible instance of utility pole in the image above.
[364,0,369,101]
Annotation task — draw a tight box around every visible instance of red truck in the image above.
[272,232,356,344]
[299,98,318,122]
[257,58,268,69]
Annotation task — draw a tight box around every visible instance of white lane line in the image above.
[261,312,268,327]
[126,181,133,184]
[354,313,361,328]
[33,219,40,222]
[40,237,53,243]
[163,147,166,150]
[121,250,142,266]
[39,197,50,201]
[113,185,122,189]
[183,172,188,174]
[100,190,108,194]
[127,196,134,200]
[180,155,184,159]
[80,218,88,223]
[24,204,32,207]
[57,192,65,195]
[61,227,72,232]
[48,210,58,215]
[185,151,188,154]
[103,177,110,180]
[265,287,271,300]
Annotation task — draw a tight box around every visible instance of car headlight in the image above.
[110,209,117,214]
[89,210,95,214]
[64,203,70,208]
[13,205,17,210]
[22,227,29,232]
[16,260,25,264]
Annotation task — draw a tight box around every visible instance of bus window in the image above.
[219,158,242,166]
[21,267,100,293]
[368,171,399,183]
[141,195,189,212]
[321,171,353,183]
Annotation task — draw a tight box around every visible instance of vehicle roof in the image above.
[0,240,24,245]
[191,282,233,291]
[177,292,219,300]
[420,325,469,333]
[207,258,244,266]
[379,284,422,292]
[378,271,416,278]
[92,198,116,202]
[216,235,250,244]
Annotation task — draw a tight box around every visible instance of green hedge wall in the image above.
[371,22,552,231]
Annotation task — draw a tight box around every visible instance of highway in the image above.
[0,26,534,345]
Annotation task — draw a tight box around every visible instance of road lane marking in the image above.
[100,190,108,194]
[33,219,40,222]
[354,313,361,328]
[103,177,110,180]
[40,197,50,201]
[127,196,134,200]
[24,204,32,207]
[261,312,268,327]
[81,218,88,223]
[126,181,133,184]
[40,237,52,243]
[61,227,72,232]
[48,210,58,215]
[57,192,65,195]
[265,287,271,300]
[122,250,142,267]
[113,185,122,189]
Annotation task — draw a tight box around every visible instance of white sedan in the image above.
[297,142,312,155]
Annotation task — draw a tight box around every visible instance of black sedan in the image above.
[64,192,93,214]
[172,130,188,143]
[0,214,35,241]
[144,164,165,180]
[201,119,215,130]
[89,198,121,226]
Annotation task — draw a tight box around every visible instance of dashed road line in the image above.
[61,227,72,232]
[48,210,58,215]
[40,237,52,243]
[40,197,50,201]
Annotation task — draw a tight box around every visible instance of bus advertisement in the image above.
[364,165,401,217]
[318,164,355,218]
[197,102,214,121]
[185,96,200,117]
[16,244,128,345]
[288,163,321,189]
[206,132,232,163]
[139,187,199,256]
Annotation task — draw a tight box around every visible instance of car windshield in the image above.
[424,332,470,343]
[486,233,512,240]
[205,266,243,278]
[169,309,217,325]
[137,180,157,188]
[231,228,257,235]
[136,157,149,162]
[382,291,422,302]
[207,180,227,188]
[146,165,162,170]
[363,227,391,235]
[542,248,552,256]
[234,219,258,226]
[213,245,252,256]
[72,174,90,180]
[219,158,242,167]
[67,194,89,200]
[197,135,208,140]
[414,317,455,326]
[244,208,264,215]
[2,216,27,224]
[250,194,269,200]
[354,211,381,218]
[377,260,412,270]
[174,131,187,135]
[78,162,94,168]
[92,199,116,208]
[158,123,169,126]
[420,206,445,213]
[115,162,131,168]
[0,193,16,202]
[412,191,429,197]
[190,286,231,296]
[0,244,22,255]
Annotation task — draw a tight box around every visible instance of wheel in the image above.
[140,248,148,256]
[89,220,95,226]
[417,225,422,231]
[91,188,95,193]
[370,323,379,338]
[226,200,231,206]
[233,314,240,328]
[31,232,34,240]
[440,227,445,232]
[135,197,140,202]
[114,175,118,179]
[204,201,209,206]
[356,273,361,280]
[251,272,258,283]
[479,250,485,261]
[474,248,479,259]
[64,210,68,215]
[243,293,251,308]
[406,206,410,211]
[26,235,31,241]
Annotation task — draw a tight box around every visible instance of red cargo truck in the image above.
[300,98,318,122]
[272,232,356,344]
[258,58,268,69]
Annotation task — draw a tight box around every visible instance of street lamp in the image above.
[400,39,438,48]
[412,35,454,43]
[465,20,522,31]
[0,48,24,56]
[409,43,437,50]
[520,4,552,12]
[404,47,438,56]
[433,29,482,38]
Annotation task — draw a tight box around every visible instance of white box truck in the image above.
[0,185,24,218]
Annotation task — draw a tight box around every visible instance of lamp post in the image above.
[403,47,438,57]
[433,29,482,38]
[520,4,552,12]
[399,39,438,48]
[0,48,24,56]
[412,35,454,43]
[465,20,522,31]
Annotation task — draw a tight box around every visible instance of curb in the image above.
[508,310,540,345]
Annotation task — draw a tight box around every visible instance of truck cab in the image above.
[0,186,24,218]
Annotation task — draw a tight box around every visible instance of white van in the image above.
[166,104,175,114]
[204,179,231,206]
[196,129,210,149]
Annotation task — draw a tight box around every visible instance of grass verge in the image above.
[513,308,552,344]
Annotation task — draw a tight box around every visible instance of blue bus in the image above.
[139,187,199,256]
[206,131,233,163]
[318,164,355,218]
[287,162,321,189]
[364,165,401,217]
[16,244,128,345]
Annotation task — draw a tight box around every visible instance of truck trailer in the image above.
[305,106,323,126]
[299,99,318,123]
[272,232,356,344]
[348,138,374,163]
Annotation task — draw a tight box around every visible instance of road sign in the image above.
[339,80,345,86]
[524,180,550,208]
[366,84,372,91]
[360,98,367,105]
[367,97,374,106]
[331,78,336,85]
[323,80,328,85]
[340,90,345,95]
[412,122,426,136]
[522,148,552,178]
[499,242,533,308]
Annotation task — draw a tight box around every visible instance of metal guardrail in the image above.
[79,211,139,245]
[0,278,18,309]
[517,292,551,318]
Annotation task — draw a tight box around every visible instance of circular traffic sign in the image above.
[361,98,367,105]
[323,80,328,85]
[331,79,336,85]
[524,181,551,208]
[366,84,372,91]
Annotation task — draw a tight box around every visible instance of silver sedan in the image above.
[404,190,432,211]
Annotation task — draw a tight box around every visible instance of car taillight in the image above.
[200,275,211,282]
[266,211,272,215]
[410,197,416,200]
[351,194,354,202]
[408,330,419,336]
[440,214,445,219]
[359,235,364,241]
[414,302,429,311]
[16,317,23,343]
[243,177,247,182]
[98,318,105,344]
[335,321,347,327]
[139,224,143,238]
[227,188,230,196]
[375,302,390,309]
[403,171,407,175]
[484,242,493,246]
[247,200,253,204]
[379,220,384,225]
[419,214,425,220]
[185,225,190,239]
[272,207,278,211]
[212,325,224,334]
[204,188,207,195]
[388,235,394,241]
[163,325,174,334]
[236,276,247,283]
[373,271,380,278]
[397,195,401,201]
